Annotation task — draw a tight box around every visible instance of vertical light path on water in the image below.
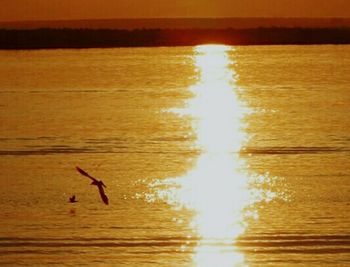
[149,45,278,266]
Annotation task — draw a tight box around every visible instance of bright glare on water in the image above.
[149,45,280,266]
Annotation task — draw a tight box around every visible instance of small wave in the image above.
[238,234,350,255]
[242,146,350,155]
[1,234,349,250]
[0,147,96,156]
[0,148,195,156]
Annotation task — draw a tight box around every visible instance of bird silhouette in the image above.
[69,195,78,203]
[76,166,109,205]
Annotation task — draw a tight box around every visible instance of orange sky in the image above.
[1,0,350,21]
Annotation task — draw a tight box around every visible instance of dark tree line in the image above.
[1,28,350,49]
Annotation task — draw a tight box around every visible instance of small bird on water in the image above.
[76,166,109,205]
[69,195,78,203]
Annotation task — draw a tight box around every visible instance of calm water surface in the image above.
[0,45,349,266]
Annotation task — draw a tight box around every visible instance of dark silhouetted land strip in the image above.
[1,28,350,49]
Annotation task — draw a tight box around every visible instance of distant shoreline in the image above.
[1,28,350,49]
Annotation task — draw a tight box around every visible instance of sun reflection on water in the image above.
[164,45,255,240]
[148,45,277,266]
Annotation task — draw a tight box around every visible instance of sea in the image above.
[0,45,349,266]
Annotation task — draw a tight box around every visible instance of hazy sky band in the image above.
[1,0,350,22]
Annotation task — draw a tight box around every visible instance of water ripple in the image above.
[1,234,349,253]
[242,146,350,155]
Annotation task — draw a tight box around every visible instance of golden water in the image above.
[0,45,349,266]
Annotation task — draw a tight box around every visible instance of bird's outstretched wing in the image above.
[76,166,108,205]
[76,166,97,182]
[97,185,109,205]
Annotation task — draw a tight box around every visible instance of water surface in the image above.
[0,45,349,266]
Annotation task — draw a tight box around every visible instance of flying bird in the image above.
[69,195,78,203]
[76,166,109,205]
